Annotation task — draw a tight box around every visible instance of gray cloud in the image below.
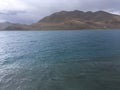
[0,0,120,24]
[0,10,26,15]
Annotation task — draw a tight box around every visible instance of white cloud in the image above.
[0,0,30,11]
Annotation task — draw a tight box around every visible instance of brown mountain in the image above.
[5,10,120,30]
[5,24,31,30]
[0,22,14,30]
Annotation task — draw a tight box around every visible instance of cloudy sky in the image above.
[0,0,120,24]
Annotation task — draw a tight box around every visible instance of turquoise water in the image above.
[0,30,120,90]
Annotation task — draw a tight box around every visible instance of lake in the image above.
[0,30,120,90]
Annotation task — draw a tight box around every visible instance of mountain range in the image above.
[1,10,120,30]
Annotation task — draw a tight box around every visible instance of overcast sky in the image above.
[0,0,120,24]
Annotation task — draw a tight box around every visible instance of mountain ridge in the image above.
[3,10,120,30]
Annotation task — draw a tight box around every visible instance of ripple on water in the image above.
[0,30,120,90]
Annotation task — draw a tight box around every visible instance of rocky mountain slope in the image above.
[0,22,14,30]
[4,10,120,30]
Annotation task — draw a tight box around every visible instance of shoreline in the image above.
[0,29,120,31]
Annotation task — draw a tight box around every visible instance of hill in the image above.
[0,22,14,30]
[4,10,120,30]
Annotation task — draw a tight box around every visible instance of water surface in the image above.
[0,30,120,90]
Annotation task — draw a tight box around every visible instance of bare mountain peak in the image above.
[95,11,110,14]
[38,10,115,23]
[4,10,120,30]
